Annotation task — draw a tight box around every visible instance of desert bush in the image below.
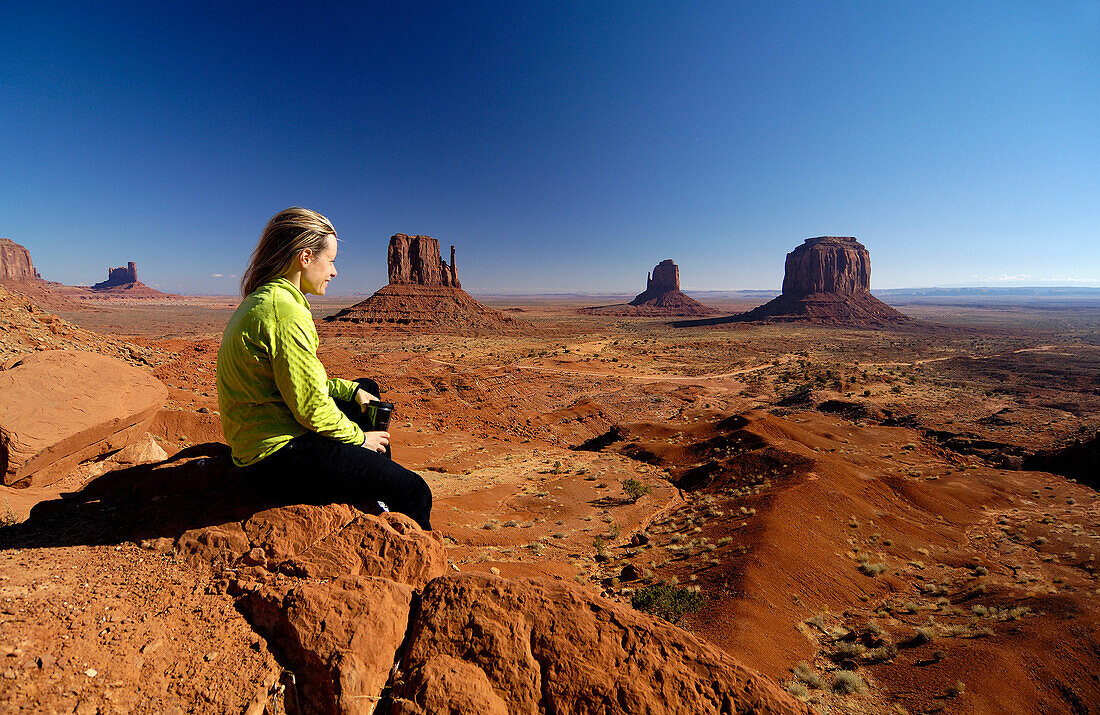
[787,682,810,701]
[630,582,705,624]
[792,661,825,689]
[622,478,651,503]
[864,644,898,663]
[858,562,888,577]
[911,626,935,645]
[832,670,865,694]
[0,502,16,528]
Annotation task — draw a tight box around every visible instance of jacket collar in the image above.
[269,277,310,308]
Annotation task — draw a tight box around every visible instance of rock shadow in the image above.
[0,443,311,550]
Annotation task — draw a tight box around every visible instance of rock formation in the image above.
[0,350,167,487]
[0,238,41,281]
[93,261,139,289]
[390,574,812,715]
[583,259,716,317]
[325,234,521,336]
[170,496,809,714]
[87,260,167,298]
[691,236,908,325]
[388,234,460,288]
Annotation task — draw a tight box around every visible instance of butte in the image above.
[583,259,715,317]
[324,234,520,335]
[87,261,168,298]
[681,236,908,326]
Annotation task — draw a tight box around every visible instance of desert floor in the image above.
[2,293,1099,714]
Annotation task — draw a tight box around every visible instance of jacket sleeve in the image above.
[269,310,365,446]
[327,377,360,402]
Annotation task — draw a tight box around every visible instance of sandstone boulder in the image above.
[177,507,445,587]
[0,238,41,281]
[244,576,415,715]
[179,506,444,715]
[0,350,167,486]
[390,574,812,715]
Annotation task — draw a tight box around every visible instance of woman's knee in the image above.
[354,377,381,396]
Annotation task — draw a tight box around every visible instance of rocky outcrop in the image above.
[93,261,139,288]
[0,239,41,281]
[86,261,167,298]
[585,259,715,317]
[176,507,446,715]
[387,235,460,288]
[782,236,869,296]
[0,350,167,487]
[390,574,812,715]
[324,284,520,335]
[325,234,522,335]
[173,501,807,715]
[690,236,908,326]
[647,258,680,292]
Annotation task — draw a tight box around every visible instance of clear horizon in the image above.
[2,2,1097,295]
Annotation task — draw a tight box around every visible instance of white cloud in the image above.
[212,273,224,278]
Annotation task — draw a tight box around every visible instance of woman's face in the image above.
[300,235,338,295]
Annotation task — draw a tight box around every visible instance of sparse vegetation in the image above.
[630,582,705,623]
[787,681,810,701]
[832,670,865,694]
[622,478,651,503]
[792,661,825,689]
[858,562,889,577]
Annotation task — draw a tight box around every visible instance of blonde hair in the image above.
[241,207,336,296]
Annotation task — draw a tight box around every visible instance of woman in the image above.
[216,207,432,530]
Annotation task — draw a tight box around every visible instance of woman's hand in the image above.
[361,430,390,453]
[354,388,380,412]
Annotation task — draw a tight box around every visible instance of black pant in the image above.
[244,377,432,530]
[334,377,392,456]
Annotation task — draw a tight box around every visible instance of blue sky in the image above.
[2,1,1097,295]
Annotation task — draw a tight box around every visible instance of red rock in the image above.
[93,261,139,289]
[87,261,168,298]
[387,235,460,288]
[324,284,520,336]
[0,350,167,487]
[782,236,869,296]
[326,234,521,335]
[0,238,41,281]
[177,506,445,588]
[709,236,909,325]
[178,505,444,713]
[243,576,415,715]
[585,259,716,317]
[648,258,680,292]
[390,574,812,715]
[277,512,444,588]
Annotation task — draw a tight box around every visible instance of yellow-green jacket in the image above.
[216,278,364,466]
